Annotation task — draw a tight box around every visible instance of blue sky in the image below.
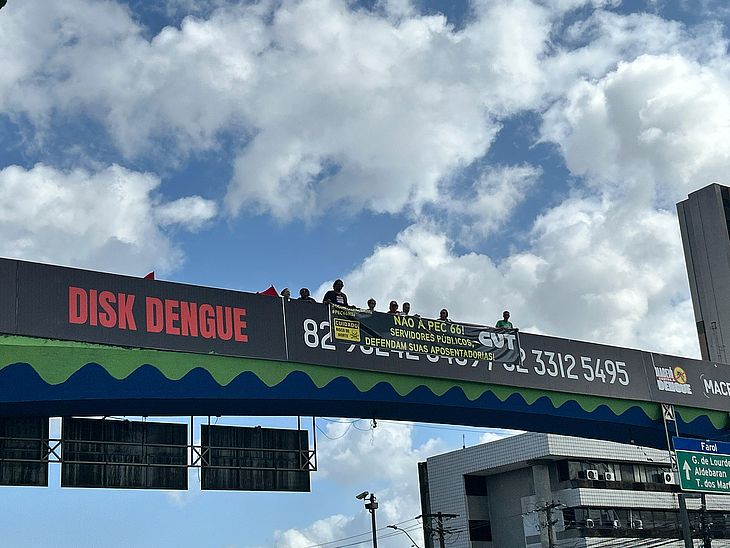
[2,0,730,546]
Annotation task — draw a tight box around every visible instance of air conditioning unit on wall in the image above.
[604,472,616,481]
[663,471,676,485]
[585,469,599,481]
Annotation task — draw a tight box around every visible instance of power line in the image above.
[329,527,414,548]
[378,419,517,436]
[319,417,516,437]
[298,526,372,548]
[315,422,355,440]
[298,517,422,548]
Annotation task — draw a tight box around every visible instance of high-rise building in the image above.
[677,183,730,363]
[418,432,730,547]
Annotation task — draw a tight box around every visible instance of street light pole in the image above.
[366,493,379,548]
[387,524,420,548]
[356,491,379,548]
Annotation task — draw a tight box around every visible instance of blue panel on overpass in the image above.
[0,359,727,451]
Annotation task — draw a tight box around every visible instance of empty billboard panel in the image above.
[0,259,17,335]
[0,417,49,487]
[201,425,310,492]
[61,418,187,490]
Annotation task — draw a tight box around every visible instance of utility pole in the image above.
[678,494,694,548]
[701,493,713,548]
[533,500,562,548]
[422,512,458,548]
[436,512,445,548]
[545,505,555,548]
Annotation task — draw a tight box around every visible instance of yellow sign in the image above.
[333,318,360,342]
[674,366,687,384]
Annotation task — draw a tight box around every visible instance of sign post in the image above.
[674,436,730,494]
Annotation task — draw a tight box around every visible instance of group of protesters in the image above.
[278,279,514,329]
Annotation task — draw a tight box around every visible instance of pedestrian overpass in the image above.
[1,257,728,452]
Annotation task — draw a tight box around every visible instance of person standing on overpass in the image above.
[323,279,349,307]
[496,310,513,329]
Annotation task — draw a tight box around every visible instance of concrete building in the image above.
[677,183,730,363]
[418,432,730,547]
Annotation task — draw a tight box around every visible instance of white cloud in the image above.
[0,1,265,156]
[479,429,520,445]
[442,164,542,243]
[0,2,140,128]
[4,0,729,228]
[165,488,198,508]
[375,0,415,20]
[155,196,217,230]
[510,194,693,353]
[537,0,620,13]
[543,53,730,204]
[226,0,551,220]
[328,196,695,356]
[541,9,724,94]
[0,0,554,222]
[317,224,507,320]
[317,420,446,485]
[274,514,357,548]
[0,163,216,275]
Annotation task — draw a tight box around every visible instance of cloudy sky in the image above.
[2,0,729,546]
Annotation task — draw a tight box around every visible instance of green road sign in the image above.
[674,437,730,494]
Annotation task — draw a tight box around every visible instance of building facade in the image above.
[419,432,730,547]
[677,183,730,363]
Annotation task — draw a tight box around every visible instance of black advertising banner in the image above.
[518,332,654,402]
[328,304,520,364]
[8,259,286,361]
[0,259,17,335]
[287,302,655,401]
[645,352,730,412]
[692,360,730,411]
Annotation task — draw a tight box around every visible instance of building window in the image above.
[464,474,488,496]
[468,520,492,541]
[568,460,584,479]
[619,463,634,482]
[557,460,570,482]
[557,506,730,538]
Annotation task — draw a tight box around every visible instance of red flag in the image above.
[258,285,278,297]
[144,271,155,280]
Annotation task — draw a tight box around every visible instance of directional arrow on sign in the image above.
[683,460,691,481]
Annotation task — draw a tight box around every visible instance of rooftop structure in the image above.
[678,183,730,363]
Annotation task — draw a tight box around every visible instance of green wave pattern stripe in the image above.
[0,335,726,429]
